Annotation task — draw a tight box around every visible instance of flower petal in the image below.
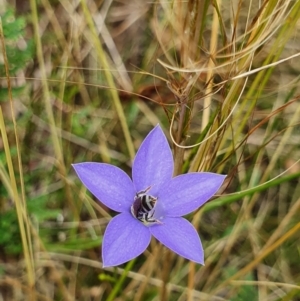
[158,173,226,217]
[132,125,174,195]
[102,212,151,267]
[72,163,135,212]
[149,217,204,264]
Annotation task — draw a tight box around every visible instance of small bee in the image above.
[131,186,160,224]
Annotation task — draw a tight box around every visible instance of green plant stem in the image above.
[106,259,136,301]
[202,170,300,213]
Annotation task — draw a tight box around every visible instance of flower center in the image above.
[130,187,160,225]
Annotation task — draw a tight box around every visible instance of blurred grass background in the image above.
[0,0,300,300]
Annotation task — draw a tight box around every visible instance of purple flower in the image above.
[72,125,226,267]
